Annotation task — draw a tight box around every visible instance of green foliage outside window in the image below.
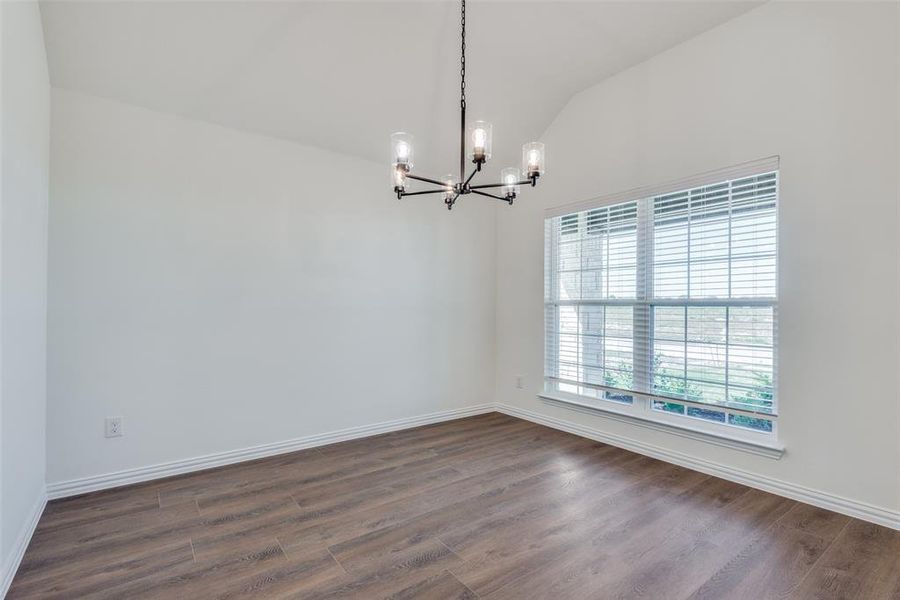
[598,356,774,432]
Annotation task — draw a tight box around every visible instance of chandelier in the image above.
[390,0,546,210]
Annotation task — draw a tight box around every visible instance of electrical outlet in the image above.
[105,416,123,438]
[515,375,524,389]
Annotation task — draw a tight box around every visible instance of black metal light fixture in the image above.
[390,0,546,210]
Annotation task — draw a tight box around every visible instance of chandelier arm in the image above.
[400,189,450,197]
[462,166,480,189]
[405,173,452,188]
[470,189,509,202]
[469,179,534,191]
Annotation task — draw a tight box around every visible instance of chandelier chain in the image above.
[460,0,466,110]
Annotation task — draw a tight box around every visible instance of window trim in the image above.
[537,389,785,459]
[543,157,780,448]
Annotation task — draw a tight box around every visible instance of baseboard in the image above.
[46,404,494,500]
[1,488,48,599]
[496,402,900,531]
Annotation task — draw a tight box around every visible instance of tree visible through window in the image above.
[544,170,778,435]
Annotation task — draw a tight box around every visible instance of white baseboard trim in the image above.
[496,402,900,532]
[1,488,48,599]
[46,404,494,500]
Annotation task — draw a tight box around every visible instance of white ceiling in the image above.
[40,1,761,175]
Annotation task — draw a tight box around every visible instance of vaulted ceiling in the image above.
[40,1,761,174]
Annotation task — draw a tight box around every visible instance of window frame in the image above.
[542,159,780,451]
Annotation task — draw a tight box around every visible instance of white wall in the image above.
[495,1,900,516]
[47,89,496,484]
[0,0,50,574]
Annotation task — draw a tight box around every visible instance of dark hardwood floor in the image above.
[9,413,900,599]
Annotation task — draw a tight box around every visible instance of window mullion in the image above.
[633,198,652,395]
[579,215,585,385]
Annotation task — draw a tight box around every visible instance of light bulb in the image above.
[473,128,486,150]
[442,174,458,202]
[522,142,545,177]
[467,121,492,162]
[500,167,519,199]
[390,132,414,169]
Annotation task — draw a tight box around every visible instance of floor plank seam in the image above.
[435,536,464,563]
[775,501,843,544]
[446,567,480,599]
[769,499,801,529]
[274,536,293,563]
[449,569,481,598]
[788,518,853,596]
[324,545,349,575]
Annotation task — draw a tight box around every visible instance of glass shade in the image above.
[501,167,520,197]
[390,132,414,168]
[522,141,545,177]
[467,121,492,162]
[442,174,459,202]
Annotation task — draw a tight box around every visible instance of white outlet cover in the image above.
[105,416,123,438]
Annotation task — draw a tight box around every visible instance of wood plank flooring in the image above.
[9,413,900,599]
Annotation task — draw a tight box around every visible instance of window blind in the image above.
[544,168,778,434]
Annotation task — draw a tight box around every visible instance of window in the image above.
[544,163,778,441]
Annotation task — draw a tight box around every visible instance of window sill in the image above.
[537,391,785,459]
